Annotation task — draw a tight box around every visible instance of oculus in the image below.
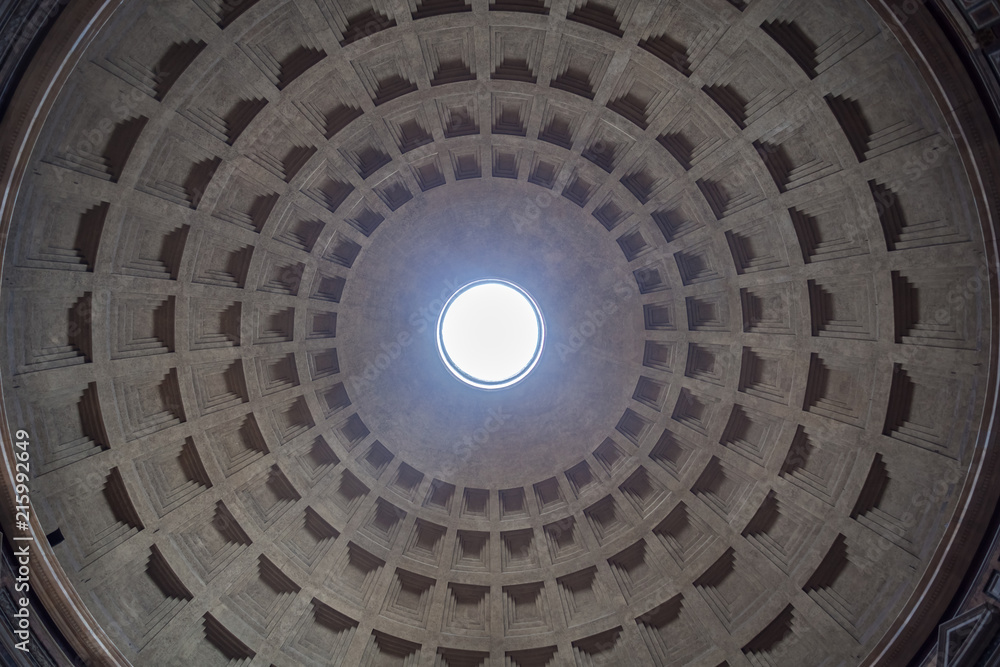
[437,279,544,389]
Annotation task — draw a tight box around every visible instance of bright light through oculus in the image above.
[437,280,544,389]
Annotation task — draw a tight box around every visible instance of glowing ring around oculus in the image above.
[437,279,545,390]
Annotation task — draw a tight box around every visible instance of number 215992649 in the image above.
[13,430,30,526]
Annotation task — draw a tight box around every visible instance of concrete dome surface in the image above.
[1,0,1000,666]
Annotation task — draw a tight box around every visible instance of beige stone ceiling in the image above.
[0,0,996,665]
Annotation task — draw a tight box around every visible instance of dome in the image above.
[2,0,1000,665]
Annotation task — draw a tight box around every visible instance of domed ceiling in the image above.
[1,0,1000,665]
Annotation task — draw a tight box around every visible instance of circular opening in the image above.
[437,279,545,389]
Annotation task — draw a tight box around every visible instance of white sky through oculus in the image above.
[438,281,542,387]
